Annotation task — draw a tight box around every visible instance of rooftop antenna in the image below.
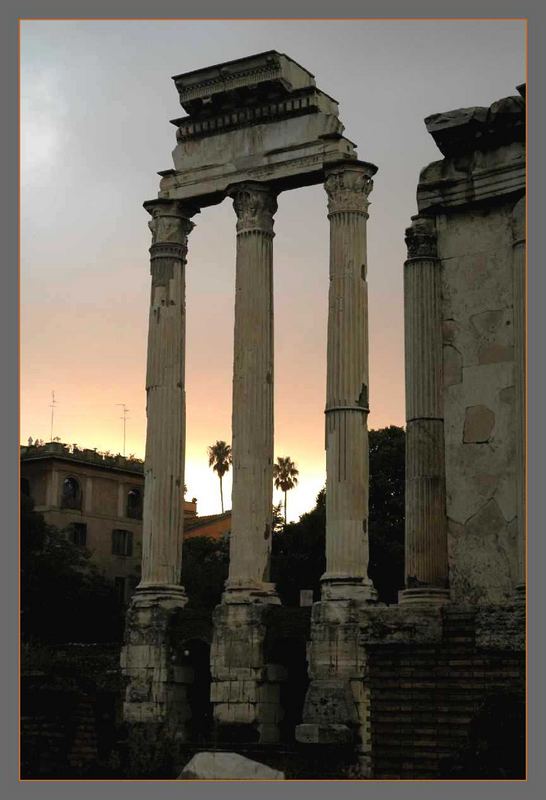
[116,403,129,456]
[49,391,57,441]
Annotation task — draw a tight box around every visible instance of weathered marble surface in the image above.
[408,88,525,604]
[322,161,377,603]
[178,751,285,780]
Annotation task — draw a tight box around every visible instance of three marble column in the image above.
[136,168,380,606]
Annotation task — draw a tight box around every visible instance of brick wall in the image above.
[369,608,525,778]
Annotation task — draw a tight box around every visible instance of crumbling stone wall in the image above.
[439,206,520,602]
[416,88,525,604]
[20,644,123,778]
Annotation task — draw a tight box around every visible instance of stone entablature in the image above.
[173,87,341,142]
[158,50,358,206]
[173,51,316,111]
[417,90,525,213]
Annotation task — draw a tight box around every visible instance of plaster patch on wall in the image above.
[478,343,514,364]
[499,385,515,405]
[463,405,495,443]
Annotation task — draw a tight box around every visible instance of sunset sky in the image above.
[20,19,525,521]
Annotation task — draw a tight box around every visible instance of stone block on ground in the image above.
[178,751,285,780]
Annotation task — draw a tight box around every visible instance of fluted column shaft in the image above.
[512,197,526,600]
[321,162,377,602]
[138,199,198,594]
[400,216,449,605]
[225,182,278,602]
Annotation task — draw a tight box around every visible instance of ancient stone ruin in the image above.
[120,52,525,779]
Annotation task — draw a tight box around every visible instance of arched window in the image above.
[126,488,143,520]
[61,476,82,510]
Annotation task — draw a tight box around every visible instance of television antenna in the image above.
[116,404,129,456]
[49,391,57,441]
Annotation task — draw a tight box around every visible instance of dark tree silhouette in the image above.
[207,440,232,513]
[368,425,405,603]
[181,535,230,609]
[271,427,405,605]
[20,495,122,643]
[273,456,299,525]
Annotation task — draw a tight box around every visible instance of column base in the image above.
[320,575,377,603]
[222,580,280,605]
[398,587,450,606]
[131,582,188,609]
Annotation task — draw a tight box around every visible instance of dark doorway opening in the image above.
[269,636,309,743]
[182,639,213,744]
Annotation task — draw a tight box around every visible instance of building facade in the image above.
[20,441,197,603]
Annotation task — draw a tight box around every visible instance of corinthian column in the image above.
[512,197,526,602]
[321,161,378,602]
[137,198,199,601]
[399,216,449,605]
[224,182,279,603]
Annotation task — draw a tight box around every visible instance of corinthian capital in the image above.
[144,199,199,259]
[324,161,376,215]
[228,182,278,235]
[405,216,438,260]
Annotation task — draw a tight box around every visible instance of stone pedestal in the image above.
[121,593,194,774]
[321,161,378,603]
[210,603,286,744]
[399,216,450,606]
[224,182,279,603]
[296,599,373,776]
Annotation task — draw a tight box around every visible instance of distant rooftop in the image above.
[20,441,144,474]
[184,511,231,533]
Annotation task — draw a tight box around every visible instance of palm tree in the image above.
[273,456,299,526]
[208,441,232,513]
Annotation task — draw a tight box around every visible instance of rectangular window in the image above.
[70,522,87,547]
[112,529,133,556]
[114,576,127,605]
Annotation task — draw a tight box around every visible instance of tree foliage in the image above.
[367,425,405,603]
[271,426,405,605]
[20,495,123,643]
[181,535,230,609]
[271,488,326,605]
[175,427,405,608]
[273,456,299,524]
[207,440,232,513]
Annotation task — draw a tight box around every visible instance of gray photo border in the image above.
[2,0,544,798]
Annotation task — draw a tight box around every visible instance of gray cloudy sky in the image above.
[21,19,525,518]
